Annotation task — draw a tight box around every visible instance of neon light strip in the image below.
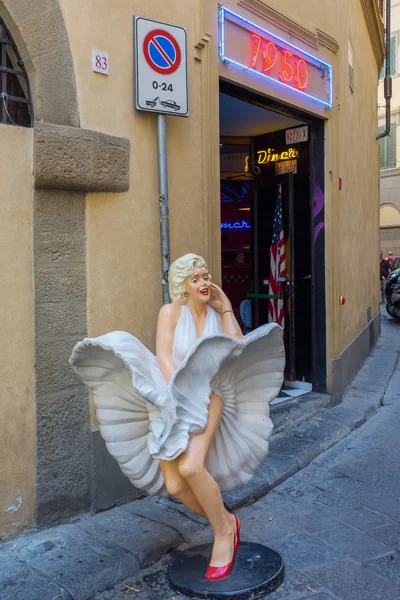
[221,221,251,229]
[221,6,332,69]
[218,6,333,108]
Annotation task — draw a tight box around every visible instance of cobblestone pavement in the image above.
[93,312,400,600]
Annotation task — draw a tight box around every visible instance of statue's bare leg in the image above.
[178,395,236,567]
[160,459,206,517]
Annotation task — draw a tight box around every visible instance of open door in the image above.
[251,173,313,384]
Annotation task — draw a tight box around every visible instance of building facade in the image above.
[378,0,400,256]
[0,0,384,540]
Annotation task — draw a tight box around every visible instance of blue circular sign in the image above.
[143,29,181,75]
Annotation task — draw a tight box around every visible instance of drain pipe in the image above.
[377,0,392,140]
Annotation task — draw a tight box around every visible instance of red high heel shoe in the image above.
[204,556,235,581]
[233,515,241,551]
[204,530,237,582]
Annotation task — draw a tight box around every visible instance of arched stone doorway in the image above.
[0,0,79,126]
[0,0,130,534]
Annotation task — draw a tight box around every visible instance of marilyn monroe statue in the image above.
[70,253,285,581]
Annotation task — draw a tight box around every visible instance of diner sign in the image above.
[257,147,299,164]
[219,6,332,108]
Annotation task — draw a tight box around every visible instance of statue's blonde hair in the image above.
[169,253,208,304]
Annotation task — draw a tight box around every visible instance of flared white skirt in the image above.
[69,324,285,496]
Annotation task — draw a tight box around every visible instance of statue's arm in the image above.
[209,283,244,340]
[156,303,180,384]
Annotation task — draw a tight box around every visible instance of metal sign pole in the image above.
[134,16,188,303]
[157,113,171,304]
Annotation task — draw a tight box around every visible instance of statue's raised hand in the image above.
[209,282,232,314]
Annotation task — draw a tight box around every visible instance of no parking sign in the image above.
[134,17,188,117]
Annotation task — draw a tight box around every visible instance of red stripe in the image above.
[269,229,286,325]
[151,37,174,67]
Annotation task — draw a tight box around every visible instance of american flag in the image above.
[268,185,286,327]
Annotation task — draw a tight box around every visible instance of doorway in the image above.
[219,87,326,397]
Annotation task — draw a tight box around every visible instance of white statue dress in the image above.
[70,304,285,497]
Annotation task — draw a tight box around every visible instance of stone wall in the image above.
[34,189,91,524]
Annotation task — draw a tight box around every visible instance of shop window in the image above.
[379,124,396,170]
[380,35,397,79]
[0,16,32,127]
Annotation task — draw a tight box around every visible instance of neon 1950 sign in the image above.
[250,34,309,91]
[219,6,332,108]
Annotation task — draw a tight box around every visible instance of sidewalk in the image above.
[1,313,399,600]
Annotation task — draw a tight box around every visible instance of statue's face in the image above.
[184,266,210,303]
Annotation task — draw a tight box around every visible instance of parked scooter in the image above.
[386,265,400,320]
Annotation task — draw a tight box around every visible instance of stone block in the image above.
[35,335,82,394]
[35,189,85,232]
[342,388,382,411]
[35,51,80,126]
[312,477,400,523]
[363,553,400,585]
[252,564,335,600]
[0,553,71,600]
[291,417,350,453]
[36,388,90,467]
[36,301,87,336]
[77,506,180,569]
[257,453,299,488]
[37,453,91,525]
[269,434,322,469]
[91,429,144,512]
[340,506,393,532]
[271,531,342,572]
[97,556,177,600]
[6,0,59,30]
[350,371,389,397]
[10,523,136,600]
[239,500,340,545]
[383,365,400,407]
[367,523,400,551]
[320,402,368,431]
[273,478,361,520]
[321,524,392,563]
[306,559,398,600]
[222,467,272,510]
[92,576,152,600]
[140,560,179,600]
[91,132,131,192]
[271,392,334,435]
[222,451,300,511]
[35,266,86,302]
[167,497,209,525]
[34,231,86,266]
[122,496,206,539]
[314,415,400,498]
[35,122,130,192]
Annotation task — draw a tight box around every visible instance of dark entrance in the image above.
[219,86,326,393]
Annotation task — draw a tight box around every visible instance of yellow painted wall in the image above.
[0,125,35,539]
[60,0,215,362]
[334,1,381,351]
[60,0,381,395]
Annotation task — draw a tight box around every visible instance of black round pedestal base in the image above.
[167,542,285,599]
